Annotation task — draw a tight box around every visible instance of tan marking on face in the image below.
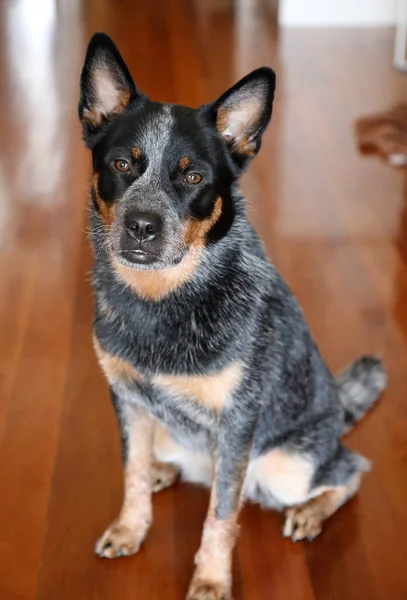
[92,173,115,226]
[132,146,142,160]
[246,448,314,506]
[184,196,223,246]
[178,156,191,170]
[111,197,222,301]
[111,245,202,301]
[95,408,154,558]
[93,335,141,384]
[153,362,243,411]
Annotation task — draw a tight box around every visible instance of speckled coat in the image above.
[79,32,386,600]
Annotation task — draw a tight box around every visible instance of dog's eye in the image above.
[185,172,202,184]
[114,159,130,172]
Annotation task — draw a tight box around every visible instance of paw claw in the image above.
[283,505,323,542]
[151,462,179,494]
[94,520,149,559]
[187,578,231,600]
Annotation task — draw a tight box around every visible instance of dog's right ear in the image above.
[79,32,144,147]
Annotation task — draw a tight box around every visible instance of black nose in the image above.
[125,211,162,242]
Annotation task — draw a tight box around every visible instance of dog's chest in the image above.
[93,265,251,377]
[94,334,243,417]
[94,292,241,375]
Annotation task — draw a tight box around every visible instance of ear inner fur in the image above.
[79,33,139,134]
[82,85,131,127]
[216,105,259,156]
[211,67,275,159]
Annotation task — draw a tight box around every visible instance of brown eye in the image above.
[114,159,130,172]
[185,172,202,184]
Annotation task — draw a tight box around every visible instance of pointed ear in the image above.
[207,67,276,164]
[79,33,144,145]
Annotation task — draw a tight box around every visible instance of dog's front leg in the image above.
[187,413,255,600]
[95,387,154,558]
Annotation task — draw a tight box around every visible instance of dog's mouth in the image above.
[109,224,188,270]
[114,247,187,270]
[118,249,160,266]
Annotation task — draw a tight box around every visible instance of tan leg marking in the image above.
[283,473,362,542]
[93,335,141,384]
[153,362,243,411]
[187,483,238,600]
[244,448,314,506]
[95,409,154,558]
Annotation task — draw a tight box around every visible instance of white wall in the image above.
[279,0,397,27]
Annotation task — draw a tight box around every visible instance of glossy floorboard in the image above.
[0,1,406,598]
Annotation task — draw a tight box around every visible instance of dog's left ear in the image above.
[204,67,276,165]
[79,32,144,146]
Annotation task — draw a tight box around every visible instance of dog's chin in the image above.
[115,249,186,271]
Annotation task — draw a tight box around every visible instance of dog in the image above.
[79,32,386,600]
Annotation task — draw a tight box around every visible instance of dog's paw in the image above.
[94,519,150,558]
[187,579,231,600]
[151,461,179,493]
[283,504,323,542]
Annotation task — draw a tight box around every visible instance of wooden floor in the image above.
[1,0,407,598]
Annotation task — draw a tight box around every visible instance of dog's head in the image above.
[79,33,275,270]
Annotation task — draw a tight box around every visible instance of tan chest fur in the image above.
[93,337,142,384]
[94,336,243,411]
[152,364,243,411]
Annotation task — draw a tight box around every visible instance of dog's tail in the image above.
[336,356,386,433]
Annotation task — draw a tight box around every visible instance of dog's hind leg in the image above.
[283,474,361,541]
[245,443,369,541]
[282,446,369,541]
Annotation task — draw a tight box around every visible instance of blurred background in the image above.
[0,0,407,598]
